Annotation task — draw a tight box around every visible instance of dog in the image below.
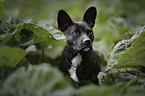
[57,6,100,84]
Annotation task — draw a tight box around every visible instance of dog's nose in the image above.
[83,38,91,45]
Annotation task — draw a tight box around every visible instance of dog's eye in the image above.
[72,31,78,35]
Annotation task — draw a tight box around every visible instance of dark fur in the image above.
[57,7,100,84]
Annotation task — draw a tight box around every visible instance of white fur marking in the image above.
[69,53,82,82]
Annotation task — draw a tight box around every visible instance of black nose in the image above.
[83,38,91,45]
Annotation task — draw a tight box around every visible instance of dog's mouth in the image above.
[82,47,91,51]
[81,46,92,52]
[75,45,92,52]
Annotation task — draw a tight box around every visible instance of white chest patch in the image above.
[69,53,82,82]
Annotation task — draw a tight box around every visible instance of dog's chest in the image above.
[69,53,82,82]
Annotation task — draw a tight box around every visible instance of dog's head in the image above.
[57,7,97,52]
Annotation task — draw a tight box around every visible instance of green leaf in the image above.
[0,47,27,67]
[1,20,60,49]
[24,23,52,42]
[76,80,145,96]
[0,20,12,43]
[17,23,57,49]
[106,26,145,71]
[76,83,126,96]
[97,72,114,86]
[117,28,145,68]
[38,24,65,48]
[1,64,74,96]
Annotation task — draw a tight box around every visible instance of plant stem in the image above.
[38,49,44,64]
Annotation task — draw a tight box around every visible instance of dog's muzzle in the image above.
[81,38,92,52]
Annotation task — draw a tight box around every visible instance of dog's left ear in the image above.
[83,7,97,28]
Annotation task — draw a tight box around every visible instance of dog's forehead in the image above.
[72,21,91,31]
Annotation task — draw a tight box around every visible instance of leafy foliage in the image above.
[77,82,145,96]
[107,26,145,71]
[0,64,74,96]
[102,26,145,86]
[0,0,145,96]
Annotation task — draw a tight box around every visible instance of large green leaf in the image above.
[0,46,27,67]
[117,27,145,68]
[38,23,65,48]
[2,22,54,47]
[106,26,145,71]
[1,64,74,96]
[0,18,65,49]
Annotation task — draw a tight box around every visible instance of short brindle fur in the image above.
[57,6,100,84]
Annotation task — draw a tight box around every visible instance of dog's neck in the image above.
[65,46,93,82]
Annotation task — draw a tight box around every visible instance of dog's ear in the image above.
[83,7,97,28]
[57,10,73,32]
